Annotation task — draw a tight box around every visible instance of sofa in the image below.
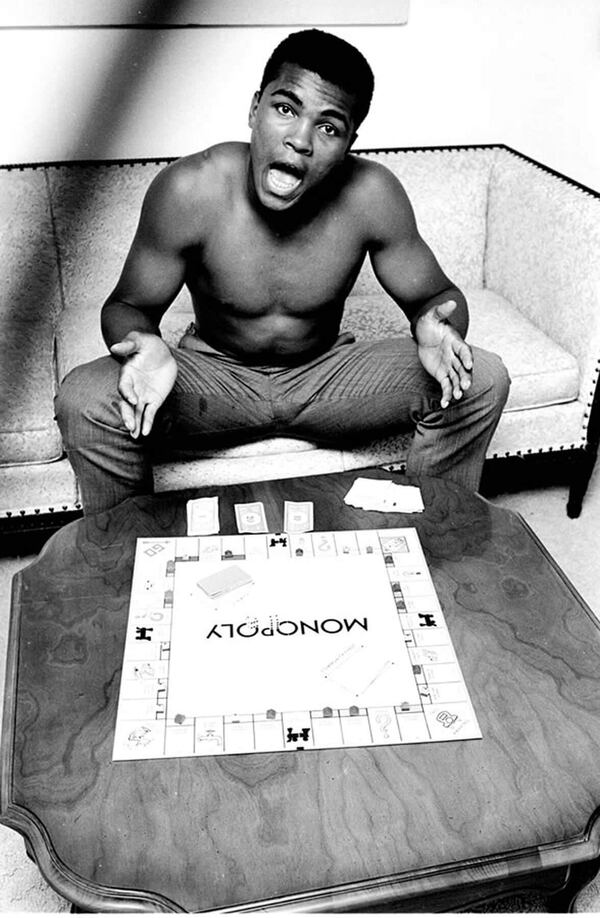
[2,144,599,533]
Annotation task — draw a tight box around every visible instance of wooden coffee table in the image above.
[2,469,600,912]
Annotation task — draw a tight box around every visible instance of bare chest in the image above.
[189,207,366,315]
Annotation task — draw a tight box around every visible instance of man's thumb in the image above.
[436,299,457,319]
[110,338,137,357]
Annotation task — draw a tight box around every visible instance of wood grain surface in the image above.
[2,469,600,912]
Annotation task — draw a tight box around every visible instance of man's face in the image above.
[248,63,358,212]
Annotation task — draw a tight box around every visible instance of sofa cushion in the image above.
[342,287,579,414]
[153,438,347,493]
[0,459,79,515]
[466,288,579,412]
[0,169,64,466]
[341,292,411,338]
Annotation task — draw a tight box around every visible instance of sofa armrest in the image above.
[485,150,600,399]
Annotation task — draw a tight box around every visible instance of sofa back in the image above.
[484,149,600,383]
[354,148,494,293]
[0,170,64,466]
[341,147,495,339]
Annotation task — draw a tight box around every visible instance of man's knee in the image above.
[55,357,120,440]
[470,347,511,414]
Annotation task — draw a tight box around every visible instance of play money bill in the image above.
[234,501,268,533]
[283,500,314,533]
[186,496,220,535]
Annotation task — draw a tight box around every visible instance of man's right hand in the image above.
[110,331,178,438]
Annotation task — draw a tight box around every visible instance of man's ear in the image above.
[248,90,261,129]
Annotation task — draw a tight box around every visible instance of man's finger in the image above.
[455,340,473,371]
[129,403,146,440]
[119,398,136,434]
[439,375,453,409]
[447,365,462,401]
[455,362,472,391]
[118,371,138,406]
[141,402,157,437]
[120,394,145,439]
[450,353,472,391]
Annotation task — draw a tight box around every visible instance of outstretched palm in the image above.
[110,331,178,437]
[415,300,473,408]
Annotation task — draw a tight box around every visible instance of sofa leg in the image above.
[569,366,600,518]
[566,448,597,518]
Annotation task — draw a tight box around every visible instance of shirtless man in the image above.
[56,29,509,514]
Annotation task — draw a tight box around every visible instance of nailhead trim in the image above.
[2,501,82,519]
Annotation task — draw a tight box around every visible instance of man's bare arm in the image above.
[101,163,191,346]
[364,162,472,406]
[101,162,195,436]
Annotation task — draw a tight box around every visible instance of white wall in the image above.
[1,0,599,189]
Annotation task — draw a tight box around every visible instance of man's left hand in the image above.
[415,300,473,408]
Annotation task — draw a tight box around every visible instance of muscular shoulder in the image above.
[139,143,248,247]
[157,142,246,199]
[345,155,418,246]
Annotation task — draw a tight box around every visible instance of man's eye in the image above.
[319,124,339,136]
[276,103,294,116]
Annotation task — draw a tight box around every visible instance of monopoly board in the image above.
[113,529,482,760]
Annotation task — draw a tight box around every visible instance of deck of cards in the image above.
[344,478,424,513]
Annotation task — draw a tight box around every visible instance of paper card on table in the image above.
[344,478,424,513]
[283,500,314,532]
[186,496,220,535]
[235,501,268,533]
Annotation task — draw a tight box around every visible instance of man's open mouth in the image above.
[266,162,304,197]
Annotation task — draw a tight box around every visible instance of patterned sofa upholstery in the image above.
[1,145,599,530]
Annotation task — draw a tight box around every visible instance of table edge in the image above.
[2,792,600,912]
[1,572,23,816]
[513,512,600,629]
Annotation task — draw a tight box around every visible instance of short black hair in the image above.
[259,29,374,128]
